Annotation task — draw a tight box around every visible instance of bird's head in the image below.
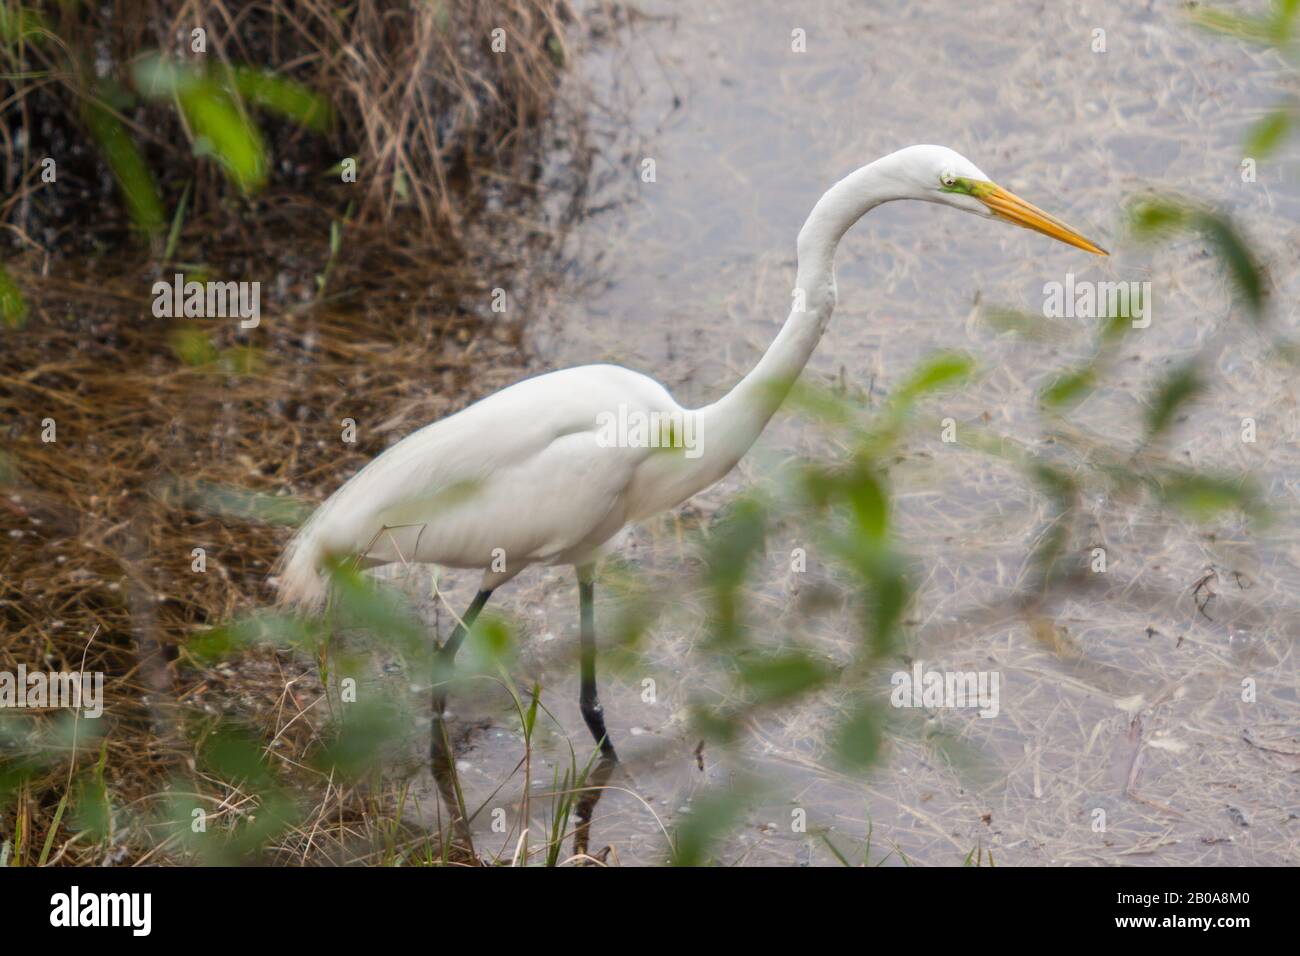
[888,144,1108,256]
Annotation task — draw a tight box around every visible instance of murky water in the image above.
[411,0,1300,865]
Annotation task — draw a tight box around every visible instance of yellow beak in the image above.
[976,182,1108,256]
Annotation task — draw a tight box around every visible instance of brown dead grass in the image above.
[0,0,588,865]
[2,0,577,245]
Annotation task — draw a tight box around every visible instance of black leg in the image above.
[431,588,491,720]
[579,579,617,759]
[429,589,492,852]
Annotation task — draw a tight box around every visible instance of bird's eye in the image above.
[940,170,957,187]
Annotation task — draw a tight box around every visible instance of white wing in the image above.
[277,364,682,606]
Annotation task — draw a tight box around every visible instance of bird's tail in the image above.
[274,521,330,611]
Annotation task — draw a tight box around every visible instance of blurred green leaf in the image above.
[1025,463,1078,585]
[37,792,69,866]
[669,785,749,866]
[311,699,408,779]
[0,717,58,803]
[161,478,312,527]
[226,65,332,133]
[1129,197,1190,239]
[803,460,891,539]
[704,497,767,645]
[736,650,833,705]
[135,56,332,195]
[1195,211,1264,319]
[523,683,540,739]
[1040,364,1096,409]
[1030,462,1076,502]
[134,55,267,194]
[1129,197,1264,320]
[806,463,910,656]
[0,261,28,328]
[190,610,320,662]
[1100,306,1134,343]
[327,560,426,660]
[132,55,197,97]
[169,323,218,366]
[460,614,515,675]
[181,85,267,193]
[831,702,885,771]
[0,5,48,44]
[1245,107,1292,157]
[1145,361,1205,439]
[72,752,112,843]
[82,98,165,232]
[189,723,297,861]
[706,498,767,589]
[1157,471,1264,523]
[219,345,264,376]
[893,351,975,407]
[546,35,566,68]
[863,549,909,653]
[201,723,276,789]
[1284,0,1300,35]
[72,780,111,841]
[982,306,1071,344]
[801,458,909,656]
[785,379,860,431]
[1188,7,1279,44]
[689,704,741,746]
[841,462,890,539]
[163,181,191,262]
[821,532,908,656]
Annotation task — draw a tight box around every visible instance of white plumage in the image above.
[275,145,1104,756]
[277,362,722,606]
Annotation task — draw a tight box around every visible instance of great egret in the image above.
[277,144,1106,760]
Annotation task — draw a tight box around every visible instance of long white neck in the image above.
[691,154,906,485]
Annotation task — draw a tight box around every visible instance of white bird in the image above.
[277,144,1106,759]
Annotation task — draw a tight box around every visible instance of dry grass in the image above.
[2,0,577,246]
[0,0,589,866]
[0,223,533,864]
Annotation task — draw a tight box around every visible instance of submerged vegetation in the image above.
[1,1,1298,866]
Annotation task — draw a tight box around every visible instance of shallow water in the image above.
[410,0,1300,865]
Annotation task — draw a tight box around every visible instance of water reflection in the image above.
[426,712,618,864]
[573,753,619,862]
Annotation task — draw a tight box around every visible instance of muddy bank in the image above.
[0,1,585,865]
